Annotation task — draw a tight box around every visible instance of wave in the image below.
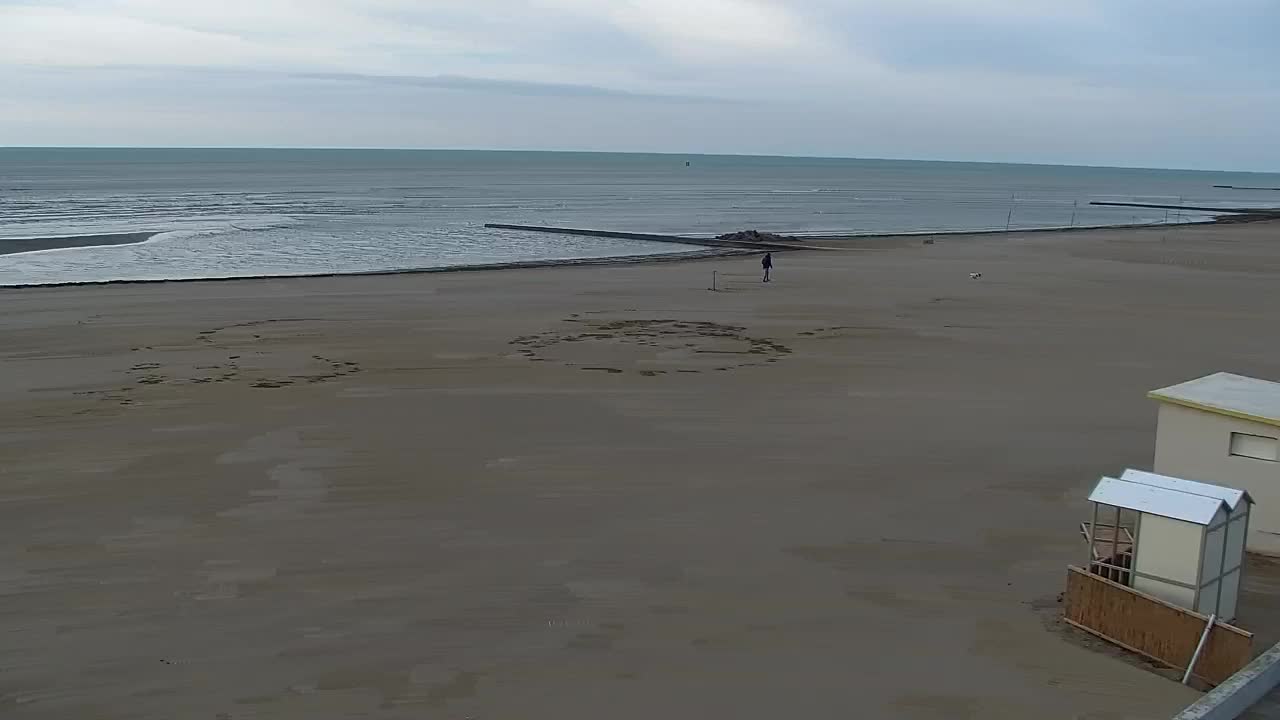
[145,220,297,245]
[0,248,723,289]
[228,221,300,232]
[767,189,858,194]
[0,217,305,258]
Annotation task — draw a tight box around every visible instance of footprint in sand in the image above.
[125,320,363,392]
[511,316,791,376]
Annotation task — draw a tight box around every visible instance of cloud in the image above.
[535,0,827,60]
[0,0,1277,170]
[0,2,481,71]
[291,70,735,103]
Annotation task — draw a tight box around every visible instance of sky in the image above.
[1,0,1277,171]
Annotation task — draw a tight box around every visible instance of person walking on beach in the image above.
[762,252,773,283]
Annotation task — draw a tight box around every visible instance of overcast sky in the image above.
[1,0,1277,171]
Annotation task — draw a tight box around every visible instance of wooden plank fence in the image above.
[1064,566,1252,686]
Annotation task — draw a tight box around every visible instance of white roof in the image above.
[1089,476,1228,526]
[1120,469,1252,511]
[1150,372,1280,429]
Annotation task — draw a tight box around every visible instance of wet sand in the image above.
[4,220,1280,719]
[0,231,157,256]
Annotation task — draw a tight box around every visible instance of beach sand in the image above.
[4,220,1280,719]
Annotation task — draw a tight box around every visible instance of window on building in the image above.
[1230,433,1279,462]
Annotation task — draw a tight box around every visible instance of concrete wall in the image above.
[1154,404,1280,555]
[1135,512,1201,609]
[1174,641,1280,720]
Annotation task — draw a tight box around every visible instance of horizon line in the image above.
[1,145,1276,176]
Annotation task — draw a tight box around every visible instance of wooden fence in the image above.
[1064,566,1253,686]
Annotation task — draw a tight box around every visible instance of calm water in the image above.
[2,148,1278,286]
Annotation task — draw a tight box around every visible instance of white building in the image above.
[1151,372,1280,555]
[1085,470,1251,620]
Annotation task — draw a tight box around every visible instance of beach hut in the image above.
[1150,373,1280,555]
[1084,470,1250,621]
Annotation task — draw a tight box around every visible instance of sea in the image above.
[2,148,1278,287]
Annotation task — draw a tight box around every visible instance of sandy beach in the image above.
[4,220,1280,719]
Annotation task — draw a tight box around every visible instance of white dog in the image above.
[969,272,983,280]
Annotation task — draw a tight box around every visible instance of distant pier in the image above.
[484,224,805,251]
[1090,201,1280,215]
